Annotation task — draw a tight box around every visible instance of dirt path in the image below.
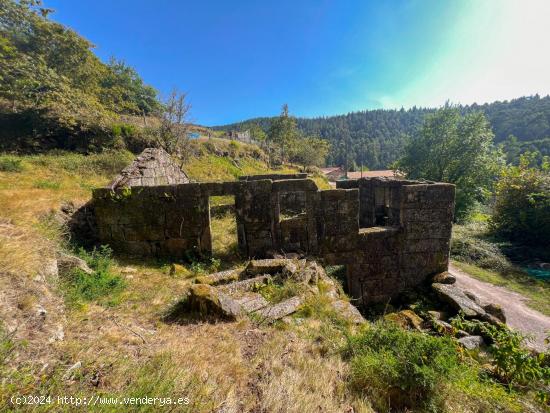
[448,263,550,352]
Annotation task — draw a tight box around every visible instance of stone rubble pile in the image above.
[186,258,366,324]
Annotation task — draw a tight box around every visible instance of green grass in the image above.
[33,179,61,189]
[61,246,126,308]
[452,260,550,317]
[0,156,24,172]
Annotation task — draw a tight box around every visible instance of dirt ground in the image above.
[449,263,550,351]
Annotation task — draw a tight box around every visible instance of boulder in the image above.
[188,284,242,320]
[432,271,456,284]
[458,335,485,350]
[331,300,366,324]
[483,303,506,323]
[432,283,486,318]
[57,252,93,275]
[385,309,425,331]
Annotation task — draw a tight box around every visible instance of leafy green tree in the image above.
[396,107,503,220]
[267,104,299,163]
[290,136,330,168]
[490,152,550,245]
[100,58,160,116]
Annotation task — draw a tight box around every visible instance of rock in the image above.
[431,319,454,335]
[281,261,300,278]
[254,296,303,321]
[233,292,269,312]
[49,325,65,342]
[458,335,485,350]
[63,361,82,380]
[246,259,292,275]
[432,271,456,284]
[483,303,506,323]
[432,283,486,318]
[385,309,425,331]
[40,258,59,280]
[295,261,325,284]
[188,284,242,320]
[218,275,272,295]
[456,330,469,338]
[195,268,241,285]
[57,252,93,275]
[427,310,446,321]
[331,300,366,324]
[464,291,481,305]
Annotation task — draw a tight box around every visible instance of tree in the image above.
[267,104,299,163]
[396,107,503,220]
[290,136,331,168]
[148,89,192,158]
[490,152,550,246]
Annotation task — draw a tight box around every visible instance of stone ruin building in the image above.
[91,150,455,308]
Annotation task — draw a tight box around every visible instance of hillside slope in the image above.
[215,95,550,168]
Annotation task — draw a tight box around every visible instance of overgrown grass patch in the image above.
[61,246,126,308]
[344,322,460,411]
[0,156,23,172]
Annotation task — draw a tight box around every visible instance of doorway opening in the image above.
[209,195,239,261]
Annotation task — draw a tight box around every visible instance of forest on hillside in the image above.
[215,95,550,169]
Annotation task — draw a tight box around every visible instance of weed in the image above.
[451,314,550,399]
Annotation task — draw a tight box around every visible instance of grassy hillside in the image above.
[0,143,546,412]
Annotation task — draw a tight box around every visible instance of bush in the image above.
[0,157,23,172]
[452,316,550,401]
[490,153,550,246]
[344,322,460,411]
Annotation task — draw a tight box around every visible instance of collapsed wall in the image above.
[92,163,455,306]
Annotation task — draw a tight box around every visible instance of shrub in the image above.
[344,322,460,411]
[490,153,550,245]
[452,315,550,398]
[0,157,23,172]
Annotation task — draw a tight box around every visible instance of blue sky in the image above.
[46,0,550,125]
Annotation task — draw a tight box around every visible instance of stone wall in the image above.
[91,174,454,306]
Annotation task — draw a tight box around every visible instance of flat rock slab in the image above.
[219,275,272,295]
[188,284,242,320]
[246,259,295,275]
[432,282,486,318]
[195,268,242,286]
[233,292,269,312]
[254,296,303,321]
